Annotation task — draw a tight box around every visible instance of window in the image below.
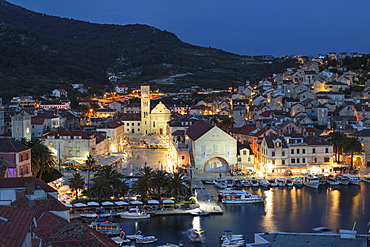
[238,158,242,162]
[243,150,247,155]
[276,142,281,147]
[181,156,185,160]
[282,151,285,156]
[213,145,218,154]
[282,160,285,165]
[302,158,305,163]
[272,151,275,157]
[324,157,329,162]
[153,121,156,128]
[313,157,317,163]
[291,159,295,163]
[297,149,300,154]
[138,123,140,126]
[131,123,134,126]
[272,160,275,165]
[313,148,316,154]
[248,157,251,162]
[291,149,294,154]
[325,148,328,153]
[297,158,300,163]
[302,149,305,154]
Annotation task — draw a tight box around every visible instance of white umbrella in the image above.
[73,203,87,207]
[147,200,160,205]
[130,200,143,205]
[101,201,115,206]
[162,199,175,204]
[63,203,73,207]
[87,201,99,206]
[114,201,129,206]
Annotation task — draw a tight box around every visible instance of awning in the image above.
[87,201,99,206]
[162,199,174,204]
[73,203,87,207]
[65,160,83,165]
[101,201,114,206]
[147,200,160,205]
[114,201,129,206]
[95,155,122,166]
[130,200,143,205]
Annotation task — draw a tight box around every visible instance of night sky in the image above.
[7,0,370,57]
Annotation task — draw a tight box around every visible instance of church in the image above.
[121,83,171,136]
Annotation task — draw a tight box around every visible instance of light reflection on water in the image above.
[118,183,369,246]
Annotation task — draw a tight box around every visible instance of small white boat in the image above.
[277,178,286,187]
[268,178,278,187]
[327,175,340,186]
[337,175,350,185]
[344,174,361,185]
[118,207,150,219]
[222,192,266,204]
[285,178,294,187]
[125,230,143,240]
[293,177,303,187]
[302,174,320,189]
[187,229,205,242]
[225,179,235,188]
[259,179,270,188]
[250,178,259,187]
[136,235,157,244]
[213,179,227,189]
[217,188,251,199]
[242,179,251,187]
[110,236,131,245]
[220,230,245,247]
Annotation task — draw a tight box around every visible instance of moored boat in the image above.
[213,179,227,189]
[302,174,320,189]
[277,178,286,187]
[242,179,251,187]
[220,230,245,247]
[259,179,270,188]
[221,192,266,204]
[268,178,278,187]
[327,175,341,186]
[285,178,294,187]
[293,177,303,187]
[217,189,251,199]
[186,229,205,242]
[118,207,150,219]
[136,235,158,244]
[250,178,259,187]
[89,221,123,236]
[344,174,361,185]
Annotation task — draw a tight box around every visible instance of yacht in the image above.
[259,179,270,188]
[277,178,286,187]
[118,207,150,219]
[302,174,320,189]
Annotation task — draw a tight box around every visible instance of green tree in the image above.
[88,176,113,203]
[85,153,95,187]
[68,172,85,200]
[343,137,363,169]
[329,132,346,162]
[93,165,124,196]
[167,172,189,201]
[18,138,56,179]
[132,176,152,201]
[151,170,168,199]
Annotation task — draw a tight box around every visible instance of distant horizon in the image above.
[6,0,370,57]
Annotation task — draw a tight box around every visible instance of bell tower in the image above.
[141,83,151,135]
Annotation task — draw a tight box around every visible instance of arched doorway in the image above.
[345,155,363,169]
[203,157,229,173]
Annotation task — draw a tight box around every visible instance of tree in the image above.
[88,176,113,203]
[167,172,189,201]
[18,138,56,179]
[85,153,95,187]
[68,172,85,200]
[329,132,346,162]
[151,170,168,199]
[93,165,124,196]
[343,137,363,169]
[132,176,152,201]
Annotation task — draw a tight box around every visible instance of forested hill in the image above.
[0,0,298,101]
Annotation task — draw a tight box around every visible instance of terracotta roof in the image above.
[0,138,30,152]
[13,194,68,219]
[186,120,214,141]
[0,177,57,192]
[351,129,370,137]
[229,125,256,135]
[56,89,67,92]
[304,136,331,146]
[264,135,288,148]
[0,205,35,247]
[31,118,46,125]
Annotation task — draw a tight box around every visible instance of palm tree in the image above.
[88,176,113,203]
[85,153,95,187]
[141,166,153,179]
[329,132,346,162]
[19,138,56,179]
[343,137,363,169]
[167,172,189,201]
[93,165,124,196]
[68,172,85,200]
[151,170,168,199]
[132,176,152,201]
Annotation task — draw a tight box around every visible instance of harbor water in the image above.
[118,182,370,246]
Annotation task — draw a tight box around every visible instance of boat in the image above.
[220,230,245,247]
[82,217,107,223]
[125,230,143,240]
[186,229,205,242]
[250,178,259,187]
[259,179,270,188]
[336,175,350,185]
[327,175,341,186]
[293,177,303,187]
[302,174,320,189]
[89,221,123,236]
[190,210,210,216]
[268,178,278,187]
[118,207,150,219]
[277,178,286,187]
[344,174,361,185]
[217,188,251,199]
[316,174,327,186]
[136,235,158,244]
[213,179,227,189]
[242,179,251,187]
[221,192,266,204]
[110,236,131,246]
[285,178,294,187]
[233,179,244,188]
[225,179,235,188]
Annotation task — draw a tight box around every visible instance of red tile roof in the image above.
[0,138,30,152]
[0,205,35,247]
[31,118,46,125]
[186,120,214,141]
[0,177,57,192]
